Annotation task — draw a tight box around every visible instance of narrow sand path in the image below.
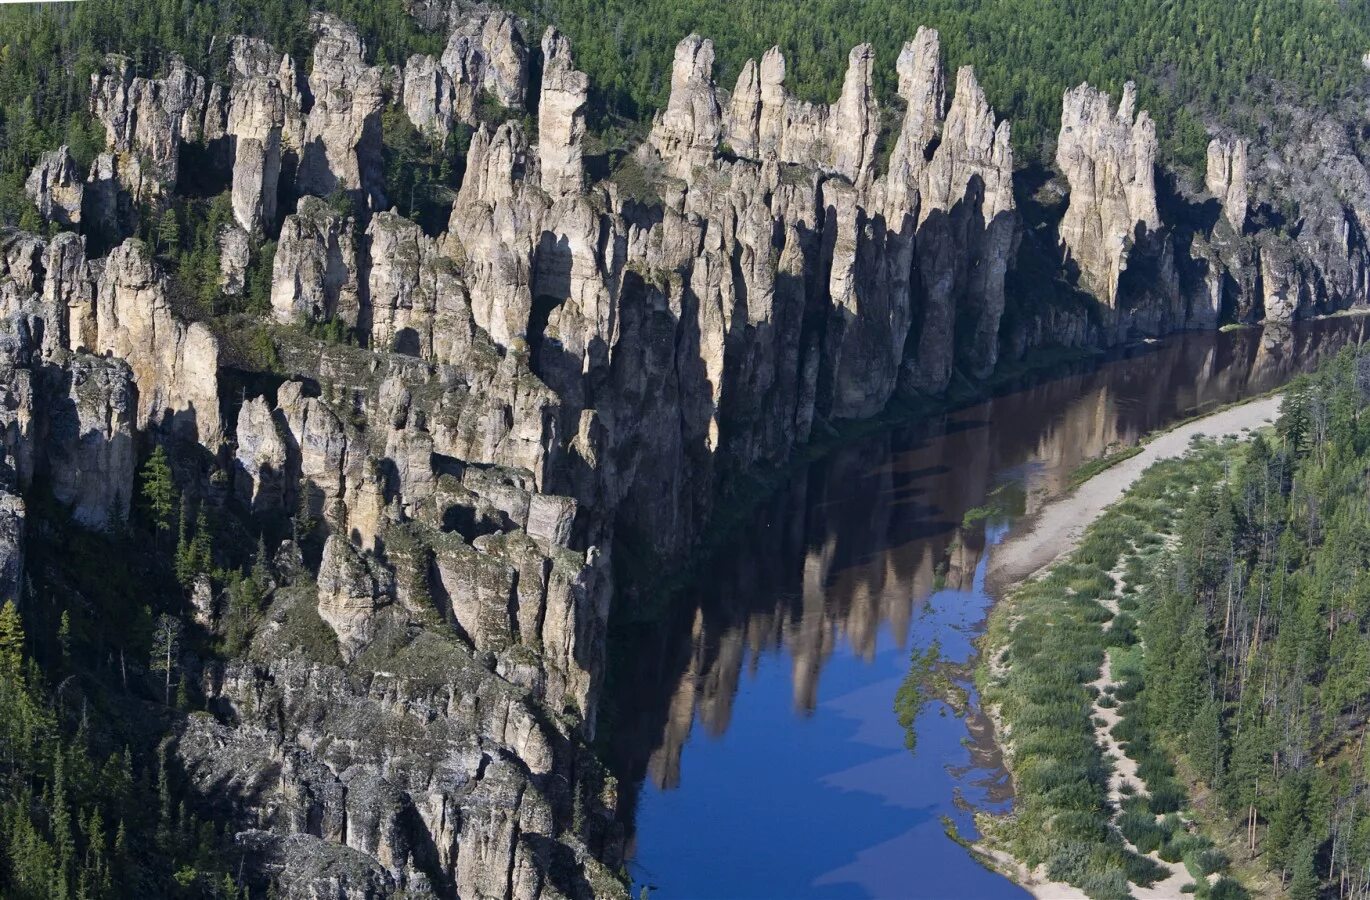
[987,394,1282,591]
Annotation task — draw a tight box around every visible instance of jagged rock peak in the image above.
[1056,80,1162,306]
[892,27,946,165]
[831,43,880,184]
[537,27,589,198]
[297,12,386,207]
[1206,137,1249,232]
[924,66,1013,217]
[25,146,83,228]
[651,34,722,179]
[439,3,531,118]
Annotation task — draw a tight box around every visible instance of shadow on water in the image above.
[608,317,1370,899]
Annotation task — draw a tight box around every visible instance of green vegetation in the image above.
[980,435,1250,898]
[0,416,338,898]
[0,471,266,898]
[0,0,1367,228]
[1139,353,1370,894]
[1067,445,1145,492]
[504,0,1370,169]
[983,347,1370,898]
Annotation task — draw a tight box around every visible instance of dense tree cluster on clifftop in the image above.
[3,0,1369,205]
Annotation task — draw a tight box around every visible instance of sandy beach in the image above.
[987,393,1283,593]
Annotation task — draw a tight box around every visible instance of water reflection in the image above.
[611,319,1369,897]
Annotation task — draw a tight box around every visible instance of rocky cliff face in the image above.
[5,2,1370,897]
[1055,82,1184,339]
[298,13,387,207]
[26,146,84,228]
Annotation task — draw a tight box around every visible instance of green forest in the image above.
[2,0,1370,213]
[984,349,1370,898]
[0,442,274,897]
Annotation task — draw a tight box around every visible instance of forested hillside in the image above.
[1144,354,1370,895]
[4,0,1369,194]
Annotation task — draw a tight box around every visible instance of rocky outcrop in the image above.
[904,63,1016,388]
[0,244,136,532]
[317,534,395,657]
[439,4,530,118]
[95,240,221,445]
[0,478,23,606]
[297,13,386,207]
[226,63,286,233]
[218,225,251,296]
[650,35,723,179]
[271,196,362,326]
[44,233,98,354]
[537,28,588,198]
[1057,82,1161,307]
[40,354,137,529]
[365,210,461,358]
[401,53,455,139]
[89,54,211,194]
[1206,137,1248,233]
[235,394,289,511]
[25,147,83,228]
[1056,82,1182,338]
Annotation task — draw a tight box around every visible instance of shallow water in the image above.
[610,319,1370,899]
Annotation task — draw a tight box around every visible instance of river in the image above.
[607,318,1370,900]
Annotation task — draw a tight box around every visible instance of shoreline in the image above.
[974,392,1285,899]
[985,392,1283,595]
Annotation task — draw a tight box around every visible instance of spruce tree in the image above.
[139,447,176,536]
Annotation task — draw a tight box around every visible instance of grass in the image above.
[1067,444,1145,491]
[976,435,1253,898]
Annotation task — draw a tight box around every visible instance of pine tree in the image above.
[149,614,181,705]
[140,447,176,535]
[57,610,71,670]
[156,206,179,256]
[174,500,195,588]
[192,504,214,575]
[0,599,25,676]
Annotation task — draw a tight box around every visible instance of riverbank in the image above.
[985,393,1282,594]
[974,394,1288,898]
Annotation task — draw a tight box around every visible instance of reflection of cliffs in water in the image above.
[608,317,1369,843]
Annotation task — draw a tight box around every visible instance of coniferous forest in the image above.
[983,350,1370,898]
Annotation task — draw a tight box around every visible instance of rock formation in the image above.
[537,28,588,198]
[234,394,288,511]
[25,147,84,227]
[401,53,455,139]
[0,479,22,605]
[1206,137,1249,232]
[226,60,287,233]
[271,196,362,326]
[439,4,530,118]
[89,54,210,194]
[297,13,386,207]
[1056,82,1183,338]
[1057,82,1161,307]
[95,240,221,445]
[650,35,723,179]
